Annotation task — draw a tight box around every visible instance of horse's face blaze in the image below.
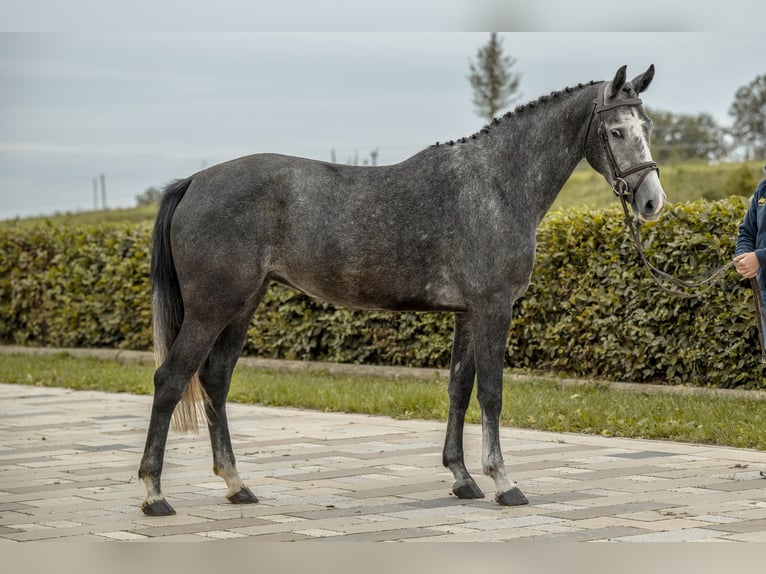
[585,64,666,222]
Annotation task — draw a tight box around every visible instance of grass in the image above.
[552,159,762,211]
[0,204,158,229]
[2,352,766,450]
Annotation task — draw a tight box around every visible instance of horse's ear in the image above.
[607,65,628,100]
[631,64,655,94]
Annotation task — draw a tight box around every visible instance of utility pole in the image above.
[100,173,107,209]
[93,177,99,210]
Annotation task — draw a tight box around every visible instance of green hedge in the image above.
[1,196,763,387]
[513,198,760,387]
[0,222,154,350]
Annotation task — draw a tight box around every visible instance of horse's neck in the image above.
[483,85,600,223]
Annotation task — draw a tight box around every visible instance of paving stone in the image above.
[698,517,766,534]
[320,527,445,541]
[689,514,743,524]
[342,480,451,499]
[288,502,415,520]
[526,490,607,506]
[703,480,766,492]
[381,505,488,520]
[720,530,766,542]
[258,514,309,524]
[460,515,564,531]
[723,507,766,521]
[130,517,269,538]
[536,502,587,512]
[250,532,316,541]
[612,527,728,542]
[3,381,766,542]
[98,531,150,541]
[0,502,34,512]
[623,517,711,532]
[194,530,248,539]
[607,450,681,460]
[544,501,673,520]
[293,528,344,538]
[534,525,651,541]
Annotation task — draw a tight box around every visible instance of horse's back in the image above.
[168,152,472,311]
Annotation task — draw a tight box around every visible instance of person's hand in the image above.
[734,252,760,278]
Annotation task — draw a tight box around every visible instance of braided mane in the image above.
[433,80,602,147]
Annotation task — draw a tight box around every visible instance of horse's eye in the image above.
[610,129,623,139]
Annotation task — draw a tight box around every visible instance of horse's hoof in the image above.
[141,498,176,516]
[452,479,485,499]
[495,486,529,506]
[227,487,258,505]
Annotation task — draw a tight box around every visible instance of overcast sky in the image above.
[1,27,764,218]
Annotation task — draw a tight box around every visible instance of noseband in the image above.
[584,85,659,202]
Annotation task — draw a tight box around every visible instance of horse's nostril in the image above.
[645,200,654,213]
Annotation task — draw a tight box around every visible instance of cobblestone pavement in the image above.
[2,383,766,542]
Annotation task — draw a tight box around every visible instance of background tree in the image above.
[647,108,728,162]
[468,33,521,123]
[729,74,766,160]
[135,186,162,206]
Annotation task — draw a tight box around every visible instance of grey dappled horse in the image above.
[139,65,666,515]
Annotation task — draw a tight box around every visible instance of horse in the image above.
[138,65,666,516]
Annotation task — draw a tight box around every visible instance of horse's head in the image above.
[585,65,666,222]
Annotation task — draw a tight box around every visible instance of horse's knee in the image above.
[448,389,473,412]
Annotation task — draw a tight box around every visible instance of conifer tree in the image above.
[468,33,522,122]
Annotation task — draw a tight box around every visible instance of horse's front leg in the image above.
[472,305,529,506]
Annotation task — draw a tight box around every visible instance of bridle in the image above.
[583,84,659,202]
[585,84,734,299]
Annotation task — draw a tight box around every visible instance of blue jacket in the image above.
[736,179,766,288]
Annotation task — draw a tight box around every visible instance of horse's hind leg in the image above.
[443,313,485,499]
[138,315,226,516]
[198,292,266,505]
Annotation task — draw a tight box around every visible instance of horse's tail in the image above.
[151,177,209,434]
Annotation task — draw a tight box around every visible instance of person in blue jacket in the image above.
[734,166,766,290]
[734,167,766,479]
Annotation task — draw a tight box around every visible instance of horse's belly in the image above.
[271,270,467,313]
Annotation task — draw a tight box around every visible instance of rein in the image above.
[587,85,734,299]
[616,193,734,299]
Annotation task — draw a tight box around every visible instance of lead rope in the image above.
[617,191,735,299]
[753,275,766,478]
[751,277,766,364]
